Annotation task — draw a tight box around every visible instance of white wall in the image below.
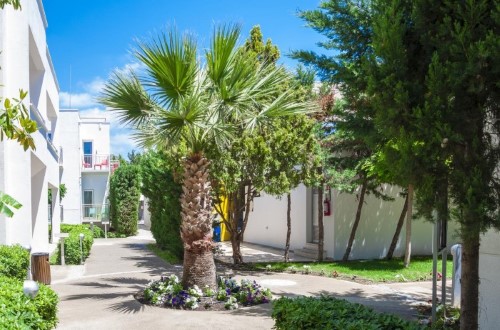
[0,0,60,252]
[244,184,460,261]
[58,110,81,223]
[245,185,308,251]
[479,229,500,330]
[332,185,460,260]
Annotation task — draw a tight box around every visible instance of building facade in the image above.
[59,110,115,224]
[0,0,61,252]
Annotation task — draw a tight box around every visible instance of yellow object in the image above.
[217,194,231,241]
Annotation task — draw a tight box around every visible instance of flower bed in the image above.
[137,275,272,311]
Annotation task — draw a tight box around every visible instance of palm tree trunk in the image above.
[460,220,480,330]
[284,193,292,262]
[342,179,367,261]
[404,184,414,267]
[386,193,409,260]
[318,186,325,262]
[180,154,216,290]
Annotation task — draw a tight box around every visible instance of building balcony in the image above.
[29,104,59,161]
[81,154,118,173]
[82,204,109,223]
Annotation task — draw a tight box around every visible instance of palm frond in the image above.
[98,70,155,127]
[135,29,198,107]
[206,24,242,86]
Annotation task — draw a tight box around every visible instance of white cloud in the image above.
[84,77,106,94]
[59,91,95,108]
[111,131,141,157]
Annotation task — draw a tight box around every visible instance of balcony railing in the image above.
[30,104,59,161]
[82,204,109,222]
[82,154,112,171]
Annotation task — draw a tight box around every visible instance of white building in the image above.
[59,110,117,224]
[245,185,459,260]
[479,230,500,329]
[0,0,61,252]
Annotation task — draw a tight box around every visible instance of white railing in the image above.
[30,104,59,161]
[82,154,110,171]
[82,204,109,222]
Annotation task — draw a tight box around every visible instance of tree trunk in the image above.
[404,184,413,267]
[284,193,292,262]
[460,221,480,330]
[318,186,325,262]
[342,180,367,261]
[386,193,409,260]
[180,154,216,290]
[230,233,243,264]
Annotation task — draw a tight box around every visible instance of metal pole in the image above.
[441,248,447,306]
[79,233,84,264]
[60,238,65,266]
[432,220,438,324]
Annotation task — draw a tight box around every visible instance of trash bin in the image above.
[31,252,51,285]
[213,225,221,242]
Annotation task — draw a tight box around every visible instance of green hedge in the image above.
[109,165,141,236]
[0,275,58,329]
[272,296,423,330]
[0,244,29,280]
[139,151,183,260]
[52,224,93,265]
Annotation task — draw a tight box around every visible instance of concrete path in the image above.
[51,230,445,329]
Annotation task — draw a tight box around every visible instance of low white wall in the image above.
[479,229,500,330]
[332,185,460,260]
[245,183,460,261]
[244,185,308,252]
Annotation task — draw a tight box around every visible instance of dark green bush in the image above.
[139,151,183,260]
[52,224,93,265]
[272,296,423,330]
[0,275,58,329]
[0,244,29,280]
[109,165,141,236]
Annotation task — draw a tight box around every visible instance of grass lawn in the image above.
[249,256,452,283]
[147,243,181,264]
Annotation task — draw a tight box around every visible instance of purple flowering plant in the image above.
[142,274,272,310]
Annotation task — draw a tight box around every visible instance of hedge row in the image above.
[139,151,183,260]
[109,165,141,236]
[0,245,58,329]
[52,224,94,265]
[0,275,58,329]
[272,296,423,330]
[0,244,29,280]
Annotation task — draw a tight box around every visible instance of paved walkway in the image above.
[51,230,446,329]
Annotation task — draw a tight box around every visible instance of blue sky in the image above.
[44,0,324,156]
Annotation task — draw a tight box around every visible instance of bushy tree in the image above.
[109,165,141,236]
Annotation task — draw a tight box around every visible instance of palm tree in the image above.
[99,25,309,290]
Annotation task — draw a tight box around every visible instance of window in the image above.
[83,190,94,218]
[83,141,93,167]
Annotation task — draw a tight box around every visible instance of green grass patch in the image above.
[147,244,181,264]
[251,256,452,282]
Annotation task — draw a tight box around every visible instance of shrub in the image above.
[0,275,58,329]
[109,165,141,236]
[0,244,29,280]
[52,224,93,265]
[91,225,104,238]
[272,296,423,330]
[139,151,183,260]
